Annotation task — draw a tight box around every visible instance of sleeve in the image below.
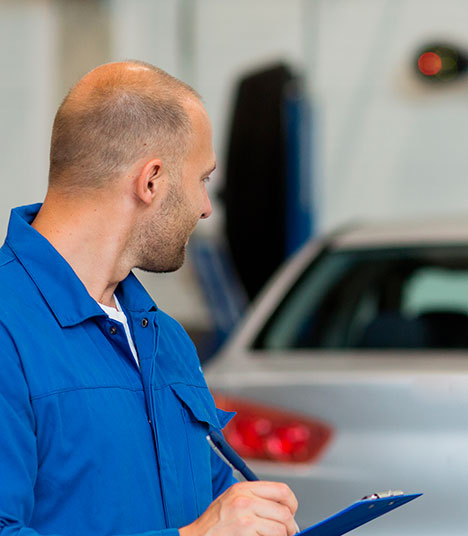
[0,329,179,536]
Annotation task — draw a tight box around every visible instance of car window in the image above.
[254,245,468,350]
[403,268,468,316]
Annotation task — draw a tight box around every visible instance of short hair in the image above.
[48,61,200,191]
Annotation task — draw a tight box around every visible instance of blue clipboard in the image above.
[297,493,422,536]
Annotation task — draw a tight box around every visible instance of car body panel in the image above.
[207,354,468,534]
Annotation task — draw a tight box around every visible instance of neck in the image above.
[32,191,135,307]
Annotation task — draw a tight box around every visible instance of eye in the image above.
[202,176,211,184]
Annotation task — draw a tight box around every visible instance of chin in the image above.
[138,248,186,274]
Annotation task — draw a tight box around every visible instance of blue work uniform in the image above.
[0,204,236,536]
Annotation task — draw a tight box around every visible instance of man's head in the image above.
[46,61,215,273]
[49,60,199,191]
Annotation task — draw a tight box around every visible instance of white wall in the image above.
[311,0,468,230]
[0,0,56,239]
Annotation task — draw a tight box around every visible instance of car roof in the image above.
[332,217,468,248]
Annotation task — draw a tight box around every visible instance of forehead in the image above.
[184,98,215,163]
[185,97,211,135]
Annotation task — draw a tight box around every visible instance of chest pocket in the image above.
[152,383,234,528]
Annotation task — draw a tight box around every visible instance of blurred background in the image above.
[3,0,468,359]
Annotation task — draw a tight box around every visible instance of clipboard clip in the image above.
[361,490,404,500]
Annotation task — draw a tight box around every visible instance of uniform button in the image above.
[141,318,149,328]
[110,326,118,335]
[148,418,152,425]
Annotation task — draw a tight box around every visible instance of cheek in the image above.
[189,187,205,212]
[182,196,199,225]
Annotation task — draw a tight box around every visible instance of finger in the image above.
[241,495,298,536]
[241,481,299,515]
[254,516,295,536]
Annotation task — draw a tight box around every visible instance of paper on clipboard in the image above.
[296,492,422,536]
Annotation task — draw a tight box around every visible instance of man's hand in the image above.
[179,481,299,536]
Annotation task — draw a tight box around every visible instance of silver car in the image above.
[205,219,468,535]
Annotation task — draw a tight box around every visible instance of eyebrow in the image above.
[201,162,216,178]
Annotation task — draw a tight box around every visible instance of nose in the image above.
[200,192,212,219]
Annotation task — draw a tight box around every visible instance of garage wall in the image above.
[310,0,468,230]
[0,0,56,238]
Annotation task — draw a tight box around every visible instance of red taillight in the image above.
[213,394,333,464]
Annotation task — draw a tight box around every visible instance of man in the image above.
[0,61,298,536]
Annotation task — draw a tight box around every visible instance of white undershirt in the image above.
[98,295,140,366]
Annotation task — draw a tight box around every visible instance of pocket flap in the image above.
[216,407,236,429]
[170,383,235,429]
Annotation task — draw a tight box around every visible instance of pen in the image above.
[207,429,259,481]
[206,430,300,533]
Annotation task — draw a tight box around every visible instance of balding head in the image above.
[48,61,200,192]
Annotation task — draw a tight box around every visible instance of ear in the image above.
[135,158,164,205]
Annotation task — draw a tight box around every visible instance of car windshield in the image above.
[254,244,468,350]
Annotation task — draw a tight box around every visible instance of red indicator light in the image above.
[418,52,442,76]
[214,393,333,464]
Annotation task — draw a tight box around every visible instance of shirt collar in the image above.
[5,203,157,327]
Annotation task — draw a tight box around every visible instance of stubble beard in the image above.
[134,183,196,273]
